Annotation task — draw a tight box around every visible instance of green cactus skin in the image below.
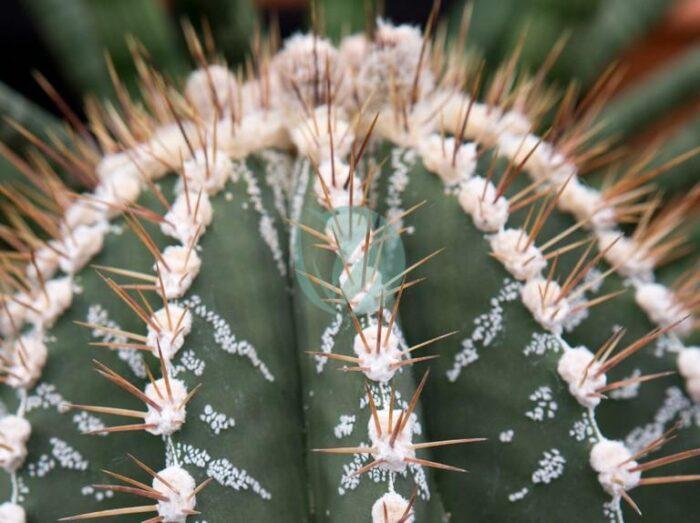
[289,158,449,522]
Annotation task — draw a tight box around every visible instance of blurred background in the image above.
[0,0,699,187]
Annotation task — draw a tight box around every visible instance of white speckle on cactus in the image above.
[87,304,146,378]
[72,411,106,436]
[0,502,25,523]
[523,332,561,357]
[589,440,640,496]
[0,415,31,472]
[447,278,520,381]
[25,383,63,413]
[625,386,696,453]
[289,105,354,163]
[635,282,692,337]
[157,246,202,299]
[181,148,232,195]
[236,160,288,276]
[557,347,606,408]
[147,305,193,361]
[3,333,48,390]
[173,349,206,377]
[58,223,106,274]
[185,65,236,120]
[25,277,74,328]
[334,415,356,439]
[419,135,477,185]
[371,492,414,523]
[489,229,546,281]
[525,386,558,421]
[531,448,566,484]
[162,191,213,245]
[570,413,596,443]
[200,404,235,435]
[368,408,415,473]
[144,378,188,436]
[521,278,571,335]
[50,437,88,471]
[678,347,700,402]
[352,323,402,382]
[499,430,514,443]
[178,295,274,381]
[508,487,529,502]
[153,466,197,523]
[557,179,615,230]
[597,230,653,280]
[458,175,509,232]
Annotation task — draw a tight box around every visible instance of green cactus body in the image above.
[0,15,698,523]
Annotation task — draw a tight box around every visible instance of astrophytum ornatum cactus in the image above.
[0,13,698,523]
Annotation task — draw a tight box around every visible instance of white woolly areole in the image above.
[497,110,532,137]
[0,415,31,473]
[185,65,236,120]
[59,223,106,274]
[590,440,640,496]
[373,98,437,147]
[557,347,606,408]
[148,122,200,176]
[339,268,382,312]
[153,465,196,522]
[558,179,615,230]
[368,408,415,473]
[0,502,26,523]
[489,228,546,280]
[156,246,202,300]
[352,324,401,382]
[161,191,213,245]
[96,148,152,182]
[419,135,477,185]
[357,20,432,110]
[94,170,142,217]
[498,132,576,185]
[458,176,509,232]
[635,282,692,337]
[314,159,364,209]
[436,97,503,145]
[144,378,188,436]
[63,199,106,230]
[521,278,571,335]
[371,492,414,523]
[678,348,700,402]
[26,242,61,282]
[25,277,73,328]
[597,230,653,280]
[4,334,48,390]
[223,110,290,157]
[147,305,193,361]
[272,34,342,113]
[0,298,27,337]
[182,148,232,195]
[339,34,370,77]
[289,105,353,163]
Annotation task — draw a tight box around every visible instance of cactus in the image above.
[0,8,698,523]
